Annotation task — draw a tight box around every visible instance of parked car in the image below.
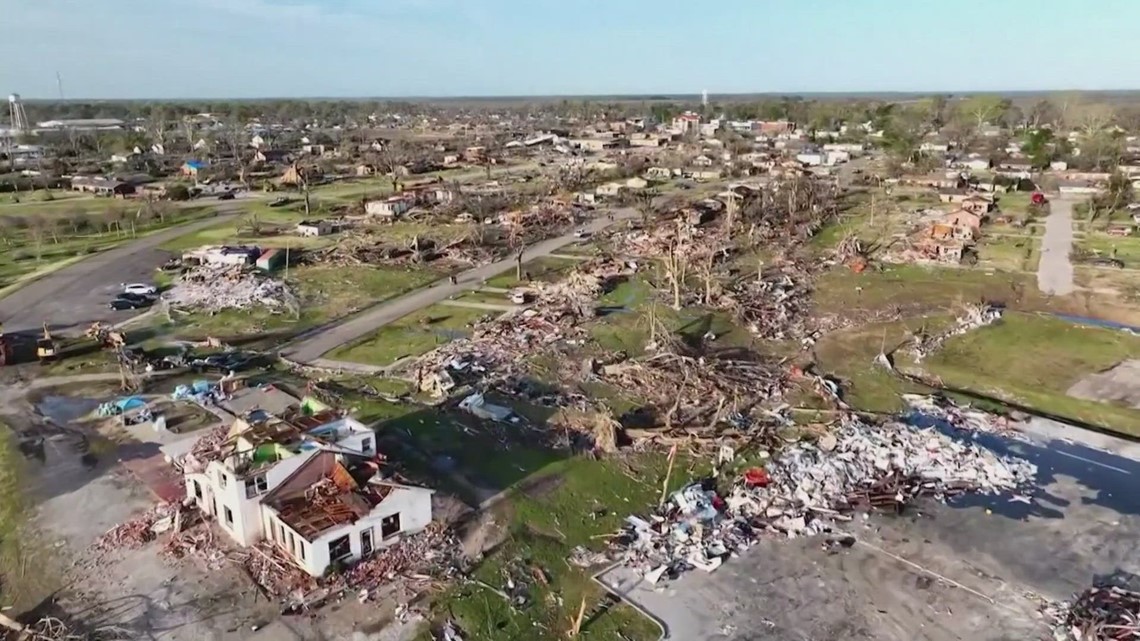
[109,297,151,311]
[268,197,291,208]
[116,292,152,304]
[218,191,236,201]
[121,283,157,296]
[190,352,254,373]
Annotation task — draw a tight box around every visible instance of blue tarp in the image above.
[115,396,146,411]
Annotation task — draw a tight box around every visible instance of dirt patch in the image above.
[517,471,565,499]
[459,509,509,561]
[1067,360,1140,408]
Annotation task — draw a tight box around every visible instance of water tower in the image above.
[8,94,29,133]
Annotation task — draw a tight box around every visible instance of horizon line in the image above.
[12,88,1140,103]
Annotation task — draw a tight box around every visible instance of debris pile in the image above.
[0,616,129,641]
[1044,583,1140,641]
[709,262,815,340]
[343,522,459,592]
[616,413,1036,583]
[909,304,1003,362]
[92,502,183,552]
[165,264,297,313]
[413,257,631,393]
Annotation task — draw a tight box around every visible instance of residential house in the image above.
[625,177,649,190]
[645,167,673,180]
[172,394,433,577]
[920,141,951,154]
[1057,180,1100,196]
[753,120,795,136]
[260,451,434,576]
[960,194,994,215]
[70,176,135,197]
[699,121,720,138]
[255,149,293,164]
[998,159,1034,174]
[356,164,377,177]
[630,133,667,148]
[692,155,714,167]
[296,220,333,237]
[182,245,262,266]
[442,154,460,166]
[978,124,1004,138]
[364,195,414,218]
[957,157,991,171]
[1050,160,1069,171]
[689,169,723,181]
[595,182,626,198]
[570,138,618,152]
[250,134,267,149]
[824,150,850,166]
[463,146,486,162]
[823,143,864,154]
[182,160,207,179]
[1118,163,1140,177]
[796,152,825,167]
[902,174,966,190]
[940,210,984,238]
[672,112,701,135]
[301,144,327,156]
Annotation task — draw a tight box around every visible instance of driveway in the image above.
[282,207,638,364]
[600,417,1140,640]
[0,207,242,334]
[1037,196,1076,295]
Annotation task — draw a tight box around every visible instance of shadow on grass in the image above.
[375,405,573,507]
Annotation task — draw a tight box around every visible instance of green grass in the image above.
[1078,234,1140,265]
[453,289,512,306]
[171,264,441,342]
[813,264,1044,319]
[923,312,1140,436]
[326,303,494,365]
[975,236,1040,272]
[485,257,582,289]
[418,453,695,641]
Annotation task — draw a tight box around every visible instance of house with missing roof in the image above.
[177,403,433,577]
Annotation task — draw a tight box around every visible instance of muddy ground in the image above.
[601,417,1140,641]
[1067,358,1140,408]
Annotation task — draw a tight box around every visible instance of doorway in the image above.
[361,528,373,557]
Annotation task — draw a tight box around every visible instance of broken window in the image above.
[223,507,233,527]
[361,437,373,454]
[381,513,401,539]
[218,471,228,488]
[244,475,268,499]
[192,480,202,499]
[328,534,351,562]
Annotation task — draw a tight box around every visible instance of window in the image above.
[381,513,401,539]
[328,535,351,562]
[223,507,233,527]
[218,471,228,488]
[192,480,202,500]
[244,475,268,499]
[298,542,306,561]
[279,525,286,543]
[360,437,373,454]
[288,532,296,554]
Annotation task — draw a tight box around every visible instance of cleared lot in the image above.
[602,418,1140,640]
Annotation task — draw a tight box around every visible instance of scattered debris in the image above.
[92,502,184,553]
[614,408,1036,583]
[164,264,297,313]
[909,304,1003,362]
[1044,583,1140,641]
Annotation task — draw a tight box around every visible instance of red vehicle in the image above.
[1031,191,1047,206]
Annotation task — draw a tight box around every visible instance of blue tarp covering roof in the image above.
[184,160,207,169]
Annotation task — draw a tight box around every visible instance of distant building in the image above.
[365,195,413,218]
[70,176,135,197]
[672,112,701,135]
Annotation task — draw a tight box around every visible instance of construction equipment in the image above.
[36,322,57,363]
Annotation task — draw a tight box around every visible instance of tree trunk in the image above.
[515,249,523,280]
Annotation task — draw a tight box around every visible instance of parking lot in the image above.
[0,212,239,335]
[601,418,1140,640]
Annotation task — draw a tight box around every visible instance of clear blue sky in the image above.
[2,0,1137,99]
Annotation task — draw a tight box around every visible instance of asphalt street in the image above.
[0,208,241,335]
[282,207,639,364]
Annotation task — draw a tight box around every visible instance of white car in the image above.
[121,283,157,296]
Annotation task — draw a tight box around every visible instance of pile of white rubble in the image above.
[165,265,296,313]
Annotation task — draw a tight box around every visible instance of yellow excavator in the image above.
[36,322,57,363]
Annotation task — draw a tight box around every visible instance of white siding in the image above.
[303,487,433,577]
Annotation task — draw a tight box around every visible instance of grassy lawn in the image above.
[485,257,582,289]
[1078,234,1140,265]
[813,319,939,413]
[813,264,1044,319]
[171,265,441,343]
[975,235,1040,272]
[922,312,1140,436]
[415,453,698,641]
[326,303,494,365]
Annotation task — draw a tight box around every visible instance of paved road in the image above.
[0,207,243,334]
[283,207,638,364]
[601,416,1140,640]
[1038,196,1076,296]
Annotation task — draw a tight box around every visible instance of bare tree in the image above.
[662,236,688,311]
[26,215,49,261]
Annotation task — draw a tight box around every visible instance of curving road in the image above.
[0,207,242,334]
